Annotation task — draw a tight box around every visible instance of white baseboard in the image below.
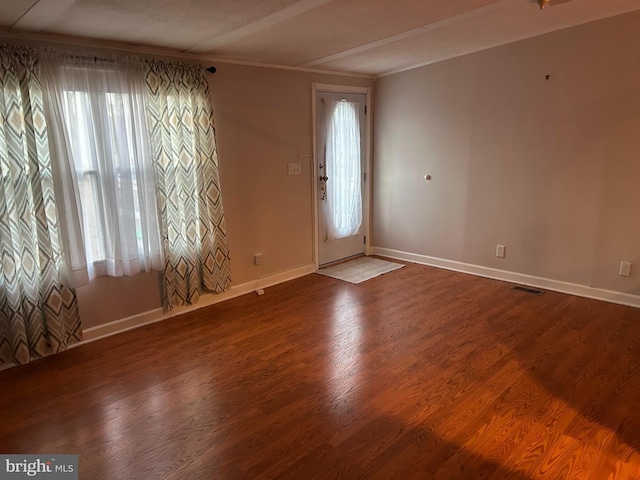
[81,264,316,344]
[373,247,640,309]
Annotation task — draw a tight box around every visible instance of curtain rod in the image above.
[45,48,216,73]
[65,53,114,63]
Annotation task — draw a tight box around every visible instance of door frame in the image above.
[311,83,373,269]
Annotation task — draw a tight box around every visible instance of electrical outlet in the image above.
[496,245,506,258]
[619,261,632,277]
[254,253,263,265]
[288,162,302,176]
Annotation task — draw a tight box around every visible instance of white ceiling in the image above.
[2,0,640,76]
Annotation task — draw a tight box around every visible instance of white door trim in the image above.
[311,82,373,269]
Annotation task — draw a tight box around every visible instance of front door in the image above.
[316,91,366,266]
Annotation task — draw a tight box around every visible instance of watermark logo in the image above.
[0,455,77,479]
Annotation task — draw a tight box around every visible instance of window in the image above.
[62,90,147,269]
[63,90,106,263]
[42,58,162,281]
[325,99,362,240]
[39,53,230,303]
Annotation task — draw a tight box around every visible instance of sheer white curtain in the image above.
[325,99,362,241]
[41,52,162,284]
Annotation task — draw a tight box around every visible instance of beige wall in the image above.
[75,62,371,328]
[373,11,640,295]
[210,64,370,284]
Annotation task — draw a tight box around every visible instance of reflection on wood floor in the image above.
[1,261,640,479]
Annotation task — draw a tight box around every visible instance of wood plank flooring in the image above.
[1,262,640,479]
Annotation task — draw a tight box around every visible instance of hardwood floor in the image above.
[1,262,640,479]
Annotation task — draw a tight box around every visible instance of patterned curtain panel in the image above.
[0,46,82,365]
[144,61,231,308]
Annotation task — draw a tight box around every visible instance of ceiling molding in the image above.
[197,54,374,79]
[186,0,332,53]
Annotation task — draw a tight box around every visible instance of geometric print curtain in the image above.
[0,46,82,365]
[144,61,231,309]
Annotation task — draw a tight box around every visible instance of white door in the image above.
[316,91,366,266]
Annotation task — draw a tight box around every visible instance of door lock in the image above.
[319,175,328,200]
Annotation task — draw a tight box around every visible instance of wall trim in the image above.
[373,247,640,309]
[80,263,316,344]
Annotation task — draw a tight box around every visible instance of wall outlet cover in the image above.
[288,162,302,176]
[620,261,632,277]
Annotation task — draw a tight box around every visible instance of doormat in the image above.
[316,257,405,284]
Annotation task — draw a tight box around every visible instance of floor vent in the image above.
[512,285,544,295]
